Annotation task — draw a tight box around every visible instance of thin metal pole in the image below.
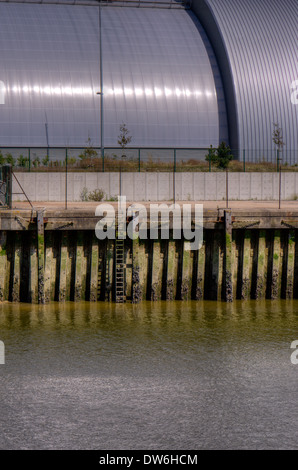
[12,170,33,210]
[209,148,211,172]
[279,155,282,209]
[138,148,141,172]
[28,148,31,172]
[243,149,245,172]
[226,168,229,209]
[45,111,50,160]
[99,3,104,169]
[65,148,68,210]
[173,148,176,204]
[120,160,121,197]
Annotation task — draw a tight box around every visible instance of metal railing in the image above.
[0,146,297,173]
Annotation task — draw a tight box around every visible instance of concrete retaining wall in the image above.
[12,172,298,202]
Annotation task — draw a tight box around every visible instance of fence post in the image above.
[279,161,282,209]
[138,148,141,172]
[209,148,211,172]
[28,148,31,172]
[226,168,229,209]
[65,148,68,210]
[243,149,245,172]
[2,164,12,209]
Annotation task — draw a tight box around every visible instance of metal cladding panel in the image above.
[0,2,226,148]
[197,0,298,157]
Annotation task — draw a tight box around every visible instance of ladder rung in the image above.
[115,226,125,303]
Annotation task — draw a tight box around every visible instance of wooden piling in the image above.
[255,230,267,299]
[59,232,71,301]
[223,210,233,302]
[181,240,192,300]
[151,240,163,300]
[12,232,21,302]
[285,230,295,299]
[125,243,132,301]
[214,231,223,301]
[241,230,252,299]
[74,232,87,301]
[132,237,143,303]
[166,239,178,300]
[270,230,282,300]
[90,235,99,301]
[37,211,45,304]
[0,232,7,301]
[232,232,240,300]
[44,232,57,302]
[195,239,205,300]
[29,232,38,303]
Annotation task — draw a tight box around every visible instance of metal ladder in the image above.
[115,224,125,303]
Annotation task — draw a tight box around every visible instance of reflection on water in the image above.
[0,300,298,450]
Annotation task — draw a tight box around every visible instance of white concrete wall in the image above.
[12,172,298,202]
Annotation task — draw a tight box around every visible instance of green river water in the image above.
[0,300,297,450]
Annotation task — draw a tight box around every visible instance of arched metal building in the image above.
[0,0,296,160]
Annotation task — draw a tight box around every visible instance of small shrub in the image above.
[205,142,233,169]
[5,153,15,166]
[42,155,49,166]
[105,195,118,202]
[87,189,105,201]
[32,157,40,168]
[80,187,89,202]
[78,137,98,162]
[68,157,77,166]
[17,154,29,167]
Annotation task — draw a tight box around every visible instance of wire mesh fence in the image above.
[1,147,297,173]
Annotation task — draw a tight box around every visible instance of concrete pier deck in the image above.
[2,200,298,231]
